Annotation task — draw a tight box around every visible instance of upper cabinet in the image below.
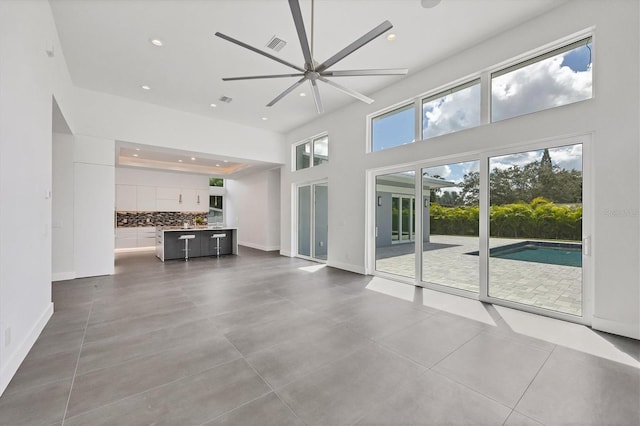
[116,184,137,211]
[156,187,181,212]
[154,186,208,212]
[116,169,210,213]
[195,189,210,213]
[136,186,157,211]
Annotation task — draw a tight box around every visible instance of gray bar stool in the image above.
[211,233,226,257]
[178,234,196,261]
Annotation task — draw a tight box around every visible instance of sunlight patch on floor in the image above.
[365,277,416,302]
[298,264,327,273]
[494,306,640,368]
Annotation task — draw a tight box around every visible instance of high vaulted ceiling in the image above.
[50,0,563,135]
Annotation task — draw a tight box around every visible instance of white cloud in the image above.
[492,51,592,122]
[424,164,452,179]
[489,144,583,172]
[422,84,481,139]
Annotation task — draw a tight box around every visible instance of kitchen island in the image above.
[155,226,238,261]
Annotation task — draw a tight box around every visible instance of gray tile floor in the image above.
[0,248,638,425]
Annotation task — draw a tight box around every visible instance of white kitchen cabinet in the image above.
[115,227,137,248]
[195,189,210,212]
[181,188,197,212]
[137,226,156,247]
[136,186,156,211]
[156,187,181,211]
[116,184,137,211]
[153,186,209,212]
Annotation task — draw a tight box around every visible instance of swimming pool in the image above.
[468,241,582,267]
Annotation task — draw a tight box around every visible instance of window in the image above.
[209,178,224,187]
[208,195,223,224]
[492,37,592,122]
[367,35,593,152]
[422,80,481,140]
[295,134,329,170]
[371,104,415,152]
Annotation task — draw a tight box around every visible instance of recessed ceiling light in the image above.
[141,85,151,90]
[135,148,141,151]
[223,160,229,163]
[210,103,217,107]
[133,154,139,157]
[299,92,306,97]
[261,117,268,121]
[150,38,163,47]
[191,157,196,161]
[386,33,397,41]
[178,159,183,163]
[216,164,221,167]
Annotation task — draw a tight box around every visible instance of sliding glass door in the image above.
[488,144,583,316]
[297,182,328,261]
[375,171,416,279]
[422,161,480,293]
[369,138,588,322]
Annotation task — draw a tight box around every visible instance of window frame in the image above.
[367,100,418,154]
[490,36,593,123]
[421,78,482,141]
[292,132,329,171]
[366,30,594,153]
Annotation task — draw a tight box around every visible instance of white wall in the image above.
[71,88,286,165]
[227,168,281,251]
[0,0,68,395]
[52,133,75,280]
[281,0,640,339]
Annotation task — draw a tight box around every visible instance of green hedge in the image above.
[430,197,582,241]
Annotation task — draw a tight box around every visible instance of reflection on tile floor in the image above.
[376,235,582,315]
[0,248,637,426]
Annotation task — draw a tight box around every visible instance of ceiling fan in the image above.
[215,0,408,113]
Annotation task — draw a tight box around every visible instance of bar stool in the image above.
[211,233,226,257]
[178,234,196,261]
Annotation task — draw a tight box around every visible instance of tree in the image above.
[460,171,480,206]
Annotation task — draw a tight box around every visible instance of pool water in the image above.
[467,241,582,267]
[492,245,582,267]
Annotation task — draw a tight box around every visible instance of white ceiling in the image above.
[50,0,563,136]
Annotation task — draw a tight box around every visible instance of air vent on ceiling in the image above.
[266,35,287,52]
[219,96,233,103]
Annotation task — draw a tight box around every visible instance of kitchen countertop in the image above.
[157,226,237,232]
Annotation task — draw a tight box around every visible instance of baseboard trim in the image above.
[592,316,640,340]
[0,302,53,396]
[280,250,293,257]
[327,260,366,275]
[52,271,75,282]
[238,242,280,252]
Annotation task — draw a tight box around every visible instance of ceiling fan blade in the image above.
[310,79,324,113]
[318,76,374,104]
[215,32,306,73]
[222,73,305,81]
[315,20,393,73]
[321,68,409,77]
[267,76,308,107]
[288,0,314,70]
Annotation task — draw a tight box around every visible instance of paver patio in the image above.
[376,235,582,316]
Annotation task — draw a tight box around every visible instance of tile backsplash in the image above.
[116,211,208,227]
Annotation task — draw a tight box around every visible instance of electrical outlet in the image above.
[5,327,11,347]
